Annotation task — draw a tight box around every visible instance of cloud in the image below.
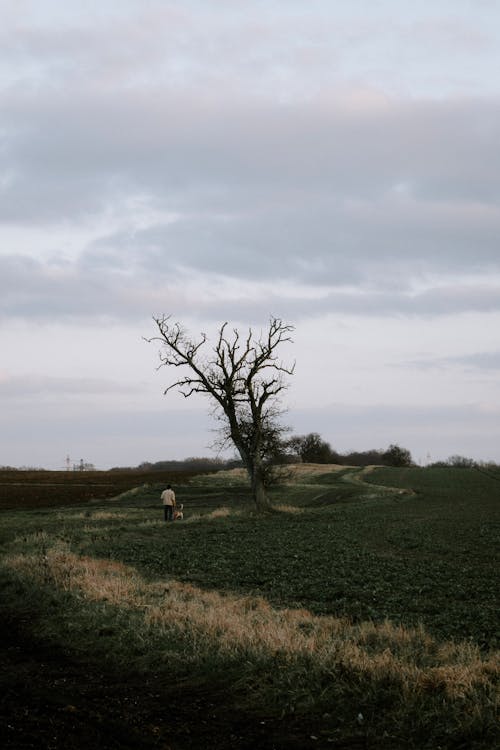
[92,189,500,282]
[2,246,500,325]
[2,1,500,100]
[450,351,500,370]
[292,401,500,463]
[1,0,500,470]
[410,350,500,372]
[0,373,142,398]
[2,4,500,303]
[2,71,500,224]
[2,81,500,325]
[2,396,499,469]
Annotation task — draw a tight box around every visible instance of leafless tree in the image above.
[147,315,295,511]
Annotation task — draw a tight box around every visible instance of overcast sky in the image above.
[1,0,500,469]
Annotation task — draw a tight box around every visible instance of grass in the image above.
[0,465,498,748]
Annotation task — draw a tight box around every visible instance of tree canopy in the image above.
[148,315,294,511]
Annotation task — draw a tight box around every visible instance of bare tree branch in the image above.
[147,315,295,511]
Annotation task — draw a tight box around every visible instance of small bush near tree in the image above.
[382,444,413,467]
[285,432,340,463]
[446,455,476,468]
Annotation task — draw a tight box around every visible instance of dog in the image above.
[173,503,184,521]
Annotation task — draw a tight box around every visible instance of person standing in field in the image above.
[161,484,176,522]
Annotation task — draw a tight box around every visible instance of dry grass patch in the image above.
[195,463,347,485]
[12,530,52,546]
[285,463,348,478]
[184,506,242,522]
[54,510,131,522]
[274,504,304,514]
[6,544,146,606]
[89,511,130,521]
[4,545,498,747]
[4,545,498,714]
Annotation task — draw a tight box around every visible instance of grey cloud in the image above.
[2,88,500,220]
[1,2,500,471]
[2,5,500,325]
[409,350,500,372]
[450,351,500,370]
[0,373,142,398]
[0,251,201,322]
[295,400,500,432]
[1,250,499,324]
[0,254,113,319]
[208,281,500,321]
[2,89,500,311]
[90,189,500,288]
[352,283,500,317]
[3,2,500,102]
[292,401,500,462]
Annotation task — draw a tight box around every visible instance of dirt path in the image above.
[341,467,415,496]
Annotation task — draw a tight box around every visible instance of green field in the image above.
[0,465,498,749]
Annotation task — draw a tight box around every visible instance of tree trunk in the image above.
[230,426,272,512]
[250,464,272,512]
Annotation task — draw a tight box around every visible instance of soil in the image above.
[0,607,367,750]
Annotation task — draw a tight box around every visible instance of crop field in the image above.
[0,465,498,749]
[0,468,200,509]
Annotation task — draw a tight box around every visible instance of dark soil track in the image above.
[0,607,366,750]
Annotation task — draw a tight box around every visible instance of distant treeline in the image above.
[107,434,499,473]
[280,434,415,467]
[108,445,410,473]
[4,434,497,475]
[278,434,499,469]
[109,457,241,473]
[109,437,497,473]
